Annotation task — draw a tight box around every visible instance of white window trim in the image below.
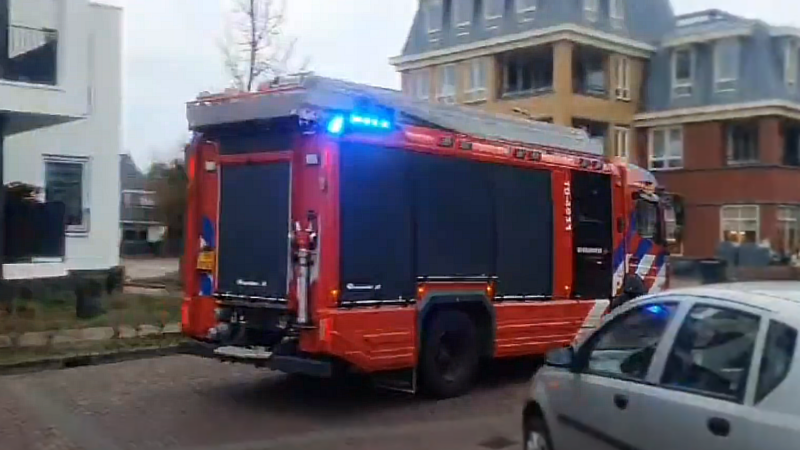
[484,0,503,20]
[453,0,472,27]
[609,0,625,28]
[615,56,631,101]
[613,126,630,159]
[516,0,538,14]
[720,205,760,244]
[44,154,91,236]
[425,0,443,34]
[648,127,684,170]
[437,64,457,104]
[672,47,695,97]
[584,0,599,22]
[464,58,488,103]
[785,39,798,88]
[713,38,739,92]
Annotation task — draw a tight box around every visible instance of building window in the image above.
[778,206,800,256]
[609,0,625,28]
[583,0,599,22]
[453,0,473,27]
[408,69,431,100]
[503,49,553,96]
[484,0,504,20]
[516,0,538,13]
[727,122,759,164]
[425,0,444,34]
[465,58,488,103]
[785,39,798,89]
[672,47,694,97]
[721,205,759,245]
[614,56,631,100]
[613,126,630,159]
[437,64,457,104]
[574,47,606,96]
[45,156,90,234]
[714,38,739,92]
[649,127,683,170]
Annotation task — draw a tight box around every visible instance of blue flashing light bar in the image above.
[327,112,393,135]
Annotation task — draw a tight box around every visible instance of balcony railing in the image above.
[1,24,58,85]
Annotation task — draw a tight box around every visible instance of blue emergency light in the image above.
[326,112,393,135]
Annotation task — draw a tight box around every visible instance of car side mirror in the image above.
[545,347,576,371]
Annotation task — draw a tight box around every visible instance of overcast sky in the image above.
[101,0,799,168]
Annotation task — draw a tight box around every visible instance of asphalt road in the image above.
[0,355,537,450]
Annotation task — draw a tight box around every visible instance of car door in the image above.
[546,301,681,450]
[641,301,763,450]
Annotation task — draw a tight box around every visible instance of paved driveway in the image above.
[0,355,534,450]
[123,258,180,281]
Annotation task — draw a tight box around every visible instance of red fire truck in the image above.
[182,75,680,397]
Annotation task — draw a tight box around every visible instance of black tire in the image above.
[523,413,553,450]
[419,309,479,398]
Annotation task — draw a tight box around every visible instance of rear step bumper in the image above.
[179,340,332,378]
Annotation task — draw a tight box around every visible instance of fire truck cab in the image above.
[182,75,678,397]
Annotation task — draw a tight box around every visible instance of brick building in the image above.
[391,1,800,259]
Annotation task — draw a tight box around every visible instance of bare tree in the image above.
[221,0,306,92]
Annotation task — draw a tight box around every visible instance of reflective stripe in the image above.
[573,299,611,346]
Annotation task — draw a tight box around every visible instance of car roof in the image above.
[645,282,800,325]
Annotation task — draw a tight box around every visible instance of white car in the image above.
[523,283,800,450]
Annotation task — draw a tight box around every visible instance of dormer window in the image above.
[609,0,625,28]
[714,38,739,92]
[453,0,473,27]
[583,0,599,22]
[785,39,799,89]
[484,0,504,20]
[672,47,694,97]
[516,0,537,13]
[425,0,444,34]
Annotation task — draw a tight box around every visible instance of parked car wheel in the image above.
[524,414,552,450]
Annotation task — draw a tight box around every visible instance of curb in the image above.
[0,344,182,376]
[0,322,183,350]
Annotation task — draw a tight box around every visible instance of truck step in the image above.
[373,369,417,394]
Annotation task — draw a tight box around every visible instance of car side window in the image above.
[660,304,760,402]
[755,320,797,403]
[581,303,678,381]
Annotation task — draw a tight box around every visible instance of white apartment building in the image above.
[1,0,122,280]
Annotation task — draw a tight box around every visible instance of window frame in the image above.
[609,0,625,28]
[464,58,488,103]
[671,47,695,98]
[452,0,473,27]
[648,126,684,170]
[720,205,760,245]
[714,38,740,92]
[613,126,630,159]
[583,0,599,22]
[754,319,797,404]
[43,155,91,235]
[425,0,444,34]
[484,0,504,20]
[657,302,764,404]
[411,68,431,101]
[516,0,538,14]
[777,206,800,255]
[575,301,681,384]
[726,122,759,164]
[614,56,631,101]
[785,39,798,89]
[437,64,457,104]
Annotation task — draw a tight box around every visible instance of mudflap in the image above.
[180,340,333,378]
[373,368,417,394]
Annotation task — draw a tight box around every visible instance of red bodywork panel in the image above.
[183,122,662,373]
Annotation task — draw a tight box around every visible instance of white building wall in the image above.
[3,3,122,273]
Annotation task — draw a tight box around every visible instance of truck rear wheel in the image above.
[419,310,479,398]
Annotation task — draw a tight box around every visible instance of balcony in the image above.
[1,24,58,86]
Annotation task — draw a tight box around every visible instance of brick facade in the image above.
[638,116,800,258]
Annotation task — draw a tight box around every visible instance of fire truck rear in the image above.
[181,75,679,397]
